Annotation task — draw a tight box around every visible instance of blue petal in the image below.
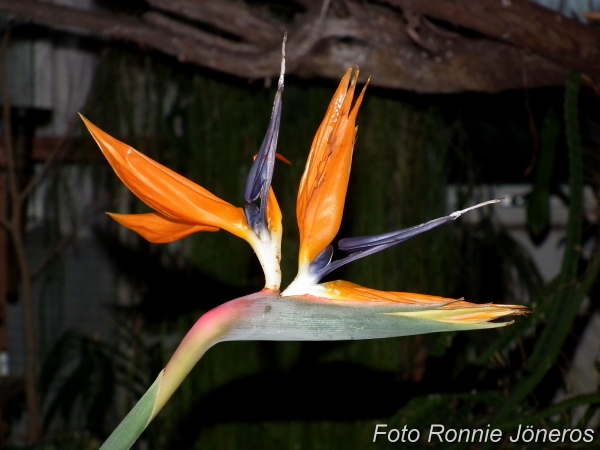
[313,199,501,281]
[244,89,283,204]
[338,199,501,252]
[309,245,334,275]
[338,216,453,252]
[244,203,261,234]
[244,36,286,232]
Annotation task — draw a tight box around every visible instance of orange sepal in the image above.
[252,153,291,165]
[266,188,282,236]
[320,280,528,324]
[81,115,251,240]
[391,304,529,325]
[320,280,459,305]
[108,212,218,243]
[296,67,368,266]
[275,153,291,165]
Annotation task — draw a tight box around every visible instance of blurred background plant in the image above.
[1,0,600,449]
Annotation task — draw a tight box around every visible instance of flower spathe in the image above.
[87,57,528,450]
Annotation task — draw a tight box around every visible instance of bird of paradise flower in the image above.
[80,42,527,450]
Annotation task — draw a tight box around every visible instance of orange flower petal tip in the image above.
[107,212,218,243]
[252,153,291,164]
[296,67,368,267]
[79,114,251,240]
[319,280,456,306]
[275,153,291,165]
[388,304,529,325]
[315,280,529,325]
[266,188,282,234]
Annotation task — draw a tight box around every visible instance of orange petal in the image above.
[108,212,218,243]
[266,187,282,237]
[296,67,368,266]
[81,115,251,240]
[320,280,457,306]
[318,280,528,324]
[252,153,291,165]
[275,153,291,165]
[390,306,529,325]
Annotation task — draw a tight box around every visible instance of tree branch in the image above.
[0,0,282,76]
[0,0,593,92]
[145,0,285,46]
[142,11,260,54]
[383,0,600,78]
[18,117,77,205]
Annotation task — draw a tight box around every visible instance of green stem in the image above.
[99,294,239,450]
[100,371,164,450]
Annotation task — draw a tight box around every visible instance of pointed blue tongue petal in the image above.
[244,203,261,231]
[244,35,286,233]
[338,199,501,252]
[338,215,454,252]
[244,88,283,204]
[309,245,334,275]
[312,199,501,281]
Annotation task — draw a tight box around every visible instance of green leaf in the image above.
[100,370,163,450]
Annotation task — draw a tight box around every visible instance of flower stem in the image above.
[100,293,247,450]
